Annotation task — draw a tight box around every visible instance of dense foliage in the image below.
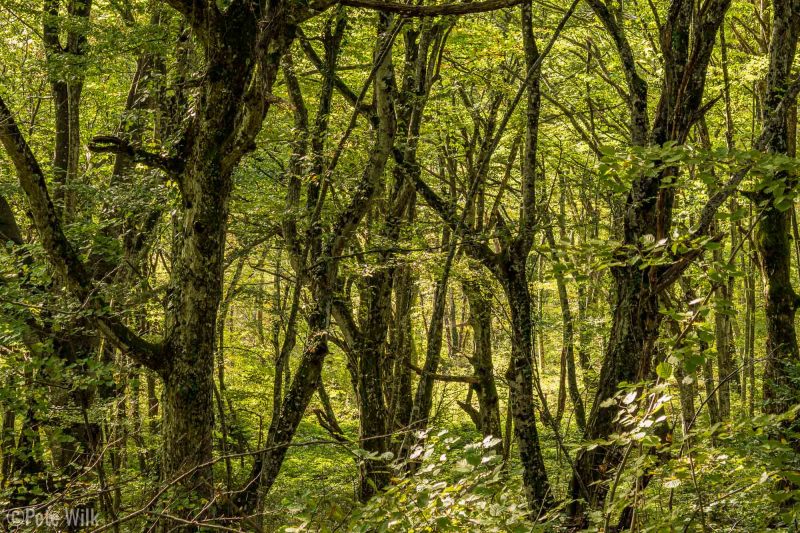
[2,0,800,530]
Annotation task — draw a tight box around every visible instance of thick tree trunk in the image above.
[759,206,800,414]
[155,10,298,514]
[569,265,660,513]
[567,0,732,519]
[462,273,503,441]
[757,0,800,418]
[390,264,416,437]
[160,162,230,501]
[356,270,393,501]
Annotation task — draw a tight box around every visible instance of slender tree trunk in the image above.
[407,233,454,441]
[746,248,757,416]
[1,403,14,488]
[44,0,90,219]
[703,340,722,426]
[545,216,586,431]
[577,283,592,382]
[715,265,732,419]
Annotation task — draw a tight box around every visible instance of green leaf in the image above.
[656,361,672,379]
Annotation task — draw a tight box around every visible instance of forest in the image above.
[3,0,800,530]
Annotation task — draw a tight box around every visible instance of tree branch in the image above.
[297,30,374,117]
[331,299,361,347]
[162,0,211,36]
[307,0,526,17]
[654,76,800,292]
[88,135,184,176]
[0,93,164,372]
[585,0,649,145]
[408,362,480,384]
[411,172,500,270]
[0,194,23,246]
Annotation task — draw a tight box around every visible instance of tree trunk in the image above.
[569,265,660,513]
[502,262,552,511]
[759,204,800,414]
[407,240,453,440]
[757,0,800,418]
[568,0,732,518]
[545,221,586,431]
[356,269,393,501]
[237,12,397,511]
[745,248,757,416]
[462,272,503,441]
[715,271,732,419]
[390,264,416,439]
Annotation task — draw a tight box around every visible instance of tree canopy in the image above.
[2,0,800,530]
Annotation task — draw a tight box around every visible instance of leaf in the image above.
[623,391,638,405]
[481,435,502,449]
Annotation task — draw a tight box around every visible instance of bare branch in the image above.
[297,30,374,117]
[408,362,480,384]
[411,172,499,269]
[307,0,526,17]
[88,135,184,176]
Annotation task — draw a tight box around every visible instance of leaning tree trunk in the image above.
[237,13,397,512]
[407,232,454,445]
[502,259,552,510]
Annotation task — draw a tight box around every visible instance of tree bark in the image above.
[545,221,586,431]
[756,0,800,417]
[462,271,503,441]
[502,261,552,509]
[568,0,732,518]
